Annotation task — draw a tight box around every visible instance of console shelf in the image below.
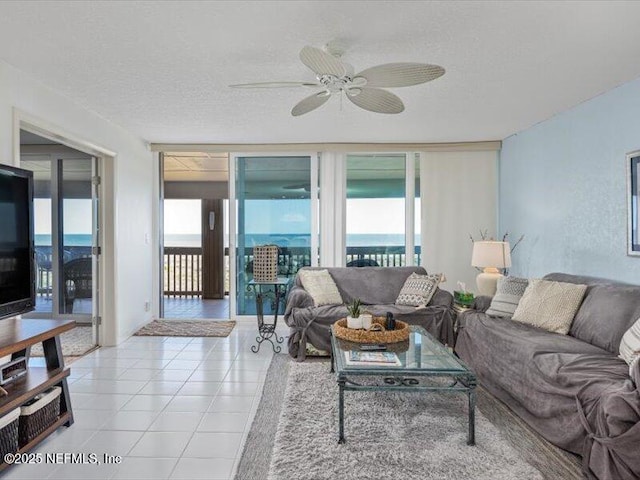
[0,367,70,416]
[0,318,75,472]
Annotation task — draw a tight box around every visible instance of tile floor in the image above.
[3,321,288,480]
[35,296,231,319]
[163,297,230,319]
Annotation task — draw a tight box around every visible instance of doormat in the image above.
[134,319,236,337]
[30,324,96,359]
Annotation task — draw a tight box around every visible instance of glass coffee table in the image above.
[330,324,477,445]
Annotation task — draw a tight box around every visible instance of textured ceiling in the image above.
[1,1,640,144]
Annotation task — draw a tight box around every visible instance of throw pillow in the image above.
[631,356,640,380]
[486,276,529,317]
[395,272,441,307]
[512,279,588,334]
[619,317,640,367]
[298,269,343,306]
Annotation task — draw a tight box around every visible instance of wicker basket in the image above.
[19,387,61,445]
[333,317,410,344]
[253,245,279,282]
[0,408,20,460]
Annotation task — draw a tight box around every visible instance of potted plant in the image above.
[346,298,363,329]
[454,281,475,307]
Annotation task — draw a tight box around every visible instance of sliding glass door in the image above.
[345,154,409,266]
[21,149,100,341]
[232,155,318,316]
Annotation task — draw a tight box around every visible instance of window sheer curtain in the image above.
[420,150,498,294]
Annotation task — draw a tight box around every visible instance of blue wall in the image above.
[500,77,640,284]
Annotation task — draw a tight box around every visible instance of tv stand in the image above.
[0,318,75,471]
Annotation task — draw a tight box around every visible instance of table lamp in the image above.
[471,241,511,296]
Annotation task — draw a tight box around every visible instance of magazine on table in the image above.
[345,350,402,366]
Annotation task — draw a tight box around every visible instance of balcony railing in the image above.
[163,246,422,298]
[164,247,203,296]
[346,246,421,267]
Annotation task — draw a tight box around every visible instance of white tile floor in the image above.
[3,321,289,480]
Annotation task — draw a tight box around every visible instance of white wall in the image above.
[500,76,640,284]
[0,60,155,345]
[421,150,498,293]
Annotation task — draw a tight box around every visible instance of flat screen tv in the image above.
[0,164,35,320]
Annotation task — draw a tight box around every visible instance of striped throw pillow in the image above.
[486,276,529,317]
[619,318,640,368]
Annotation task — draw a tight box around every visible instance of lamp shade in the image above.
[471,241,512,268]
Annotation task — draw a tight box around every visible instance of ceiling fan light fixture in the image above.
[351,76,367,87]
[346,87,362,97]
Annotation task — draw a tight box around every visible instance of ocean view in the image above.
[36,234,93,246]
[36,233,419,248]
[166,233,415,248]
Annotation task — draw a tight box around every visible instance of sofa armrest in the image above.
[430,288,454,308]
[284,285,315,323]
[472,295,493,313]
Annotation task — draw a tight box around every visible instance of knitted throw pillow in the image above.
[512,279,587,334]
[298,269,343,306]
[395,272,441,307]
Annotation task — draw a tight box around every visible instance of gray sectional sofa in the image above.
[284,266,455,361]
[455,273,640,480]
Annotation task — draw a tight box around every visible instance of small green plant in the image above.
[346,298,362,318]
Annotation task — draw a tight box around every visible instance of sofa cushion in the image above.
[297,269,342,306]
[395,272,441,307]
[620,318,640,367]
[570,284,640,354]
[512,279,587,334]
[486,276,528,317]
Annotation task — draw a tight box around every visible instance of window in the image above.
[346,154,406,267]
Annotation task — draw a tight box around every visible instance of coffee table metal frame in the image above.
[330,325,477,446]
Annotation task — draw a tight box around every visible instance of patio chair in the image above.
[63,257,92,313]
[346,258,380,267]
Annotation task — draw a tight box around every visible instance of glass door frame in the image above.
[228,152,319,320]
[20,151,101,342]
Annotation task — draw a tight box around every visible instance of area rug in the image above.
[235,356,582,480]
[134,319,236,337]
[30,324,96,359]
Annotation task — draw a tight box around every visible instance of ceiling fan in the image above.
[283,183,310,191]
[229,45,445,116]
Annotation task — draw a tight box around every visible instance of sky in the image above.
[34,199,92,235]
[162,198,420,236]
[33,197,421,240]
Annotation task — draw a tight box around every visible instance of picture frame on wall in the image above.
[628,150,640,256]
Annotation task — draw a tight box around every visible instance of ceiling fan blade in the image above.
[229,81,320,88]
[355,63,445,88]
[300,46,346,77]
[291,91,331,116]
[283,183,311,191]
[346,87,404,114]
